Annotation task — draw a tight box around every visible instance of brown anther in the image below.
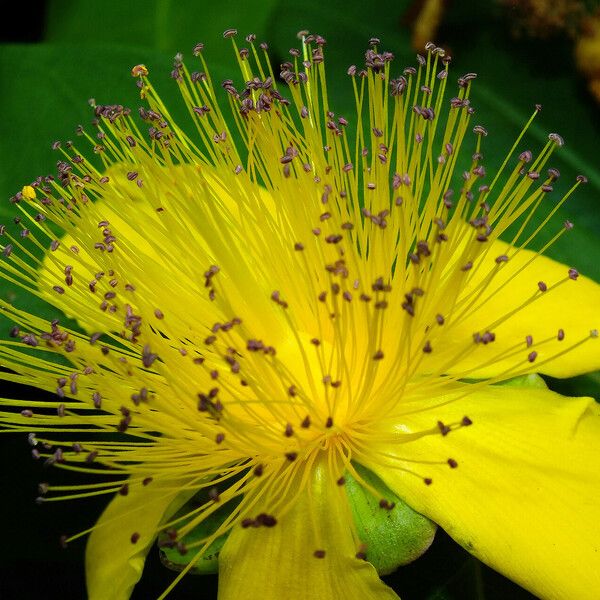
[131,64,148,77]
[284,423,294,437]
[301,415,311,428]
[435,419,450,435]
[423,478,433,486]
[285,452,298,462]
[461,416,473,426]
[568,268,579,280]
[548,133,564,147]
[256,513,277,527]
[422,341,432,354]
[314,550,326,558]
[528,351,538,363]
[337,477,346,486]
[537,281,547,292]
[447,458,458,468]
[130,532,140,544]
[557,328,565,341]
[325,417,333,428]
[373,350,384,360]
[142,344,158,368]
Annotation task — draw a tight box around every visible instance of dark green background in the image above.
[1,0,599,598]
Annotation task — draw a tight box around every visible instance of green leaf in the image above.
[494,373,548,389]
[46,0,278,54]
[346,462,437,575]
[157,492,239,575]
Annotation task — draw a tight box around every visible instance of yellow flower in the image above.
[1,31,600,600]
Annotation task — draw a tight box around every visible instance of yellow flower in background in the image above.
[1,30,600,599]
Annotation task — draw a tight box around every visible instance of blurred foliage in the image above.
[1,0,599,598]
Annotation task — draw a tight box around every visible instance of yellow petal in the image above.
[86,477,193,600]
[218,460,399,600]
[440,240,600,378]
[371,383,600,599]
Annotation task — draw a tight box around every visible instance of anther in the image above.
[255,513,277,527]
[447,458,458,468]
[314,550,326,558]
[548,133,564,147]
[437,421,450,436]
[519,150,533,163]
[568,268,579,280]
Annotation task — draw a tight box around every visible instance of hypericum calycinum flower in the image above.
[1,31,600,600]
